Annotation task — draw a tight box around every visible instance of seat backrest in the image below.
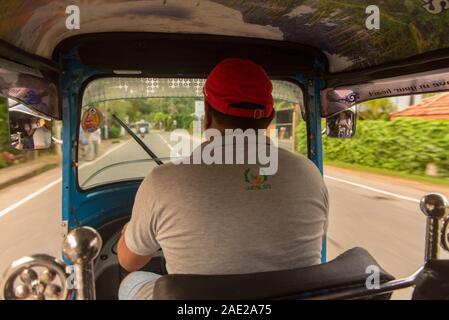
[153,247,394,300]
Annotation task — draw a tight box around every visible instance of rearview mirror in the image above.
[8,99,52,150]
[325,107,356,138]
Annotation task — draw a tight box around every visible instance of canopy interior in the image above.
[1,0,449,74]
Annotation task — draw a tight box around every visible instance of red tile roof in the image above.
[390,93,449,120]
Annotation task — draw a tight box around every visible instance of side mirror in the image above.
[325,107,356,138]
[8,100,52,150]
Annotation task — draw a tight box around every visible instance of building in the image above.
[390,93,449,120]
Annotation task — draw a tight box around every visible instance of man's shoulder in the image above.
[277,149,324,182]
[278,148,316,168]
[139,163,180,193]
[149,162,178,178]
[145,149,321,182]
[146,161,199,181]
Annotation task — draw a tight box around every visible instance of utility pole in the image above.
[103,101,109,140]
[409,95,415,106]
[55,121,62,156]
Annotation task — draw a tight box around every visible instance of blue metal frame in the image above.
[60,48,141,230]
[60,47,327,262]
[308,77,326,263]
[293,65,326,262]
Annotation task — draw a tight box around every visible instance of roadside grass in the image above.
[324,160,449,188]
[34,153,62,165]
[0,153,61,189]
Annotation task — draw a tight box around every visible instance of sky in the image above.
[390,95,423,110]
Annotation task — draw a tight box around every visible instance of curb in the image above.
[0,163,59,191]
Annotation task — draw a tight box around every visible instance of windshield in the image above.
[78,77,303,189]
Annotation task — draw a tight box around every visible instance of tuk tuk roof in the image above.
[1,1,449,74]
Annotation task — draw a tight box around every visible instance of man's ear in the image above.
[267,109,276,125]
[204,103,212,130]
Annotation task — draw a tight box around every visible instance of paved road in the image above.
[323,168,449,299]
[0,131,448,299]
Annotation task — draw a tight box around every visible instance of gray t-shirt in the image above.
[125,139,329,299]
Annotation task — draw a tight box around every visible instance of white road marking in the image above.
[158,133,420,203]
[79,139,131,169]
[0,136,421,219]
[157,133,181,157]
[324,175,420,203]
[0,178,62,219]
[157,133,173,150]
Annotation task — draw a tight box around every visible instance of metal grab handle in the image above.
[62,226,102,300]
[0,254,71,300]
[0,227,102,300]
[2,194,448,300]
[306,268,423,300]
[441,217,449,252]
[420,193,449,262]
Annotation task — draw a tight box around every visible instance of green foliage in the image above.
[143,98,195,130]
[105,100,138,122]
[108,125,121,139]
[101,98,195,131]
[0,97,9,149]
[296,118,449,178]
[358,98,397,120]
[0,97,26,167]
[0,154,7,168]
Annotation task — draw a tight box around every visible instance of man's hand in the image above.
[117,222,152,272]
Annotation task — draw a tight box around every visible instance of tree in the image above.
[105,100,136,121]
[358,98,397,120]
[150,112,167,129]
[0,97,8,149]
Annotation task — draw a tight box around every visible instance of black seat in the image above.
[153,247,394,300]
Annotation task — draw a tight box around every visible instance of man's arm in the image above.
[117,223,152,272]
[117,172,161,271]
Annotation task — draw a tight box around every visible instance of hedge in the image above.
[296,118,449,178]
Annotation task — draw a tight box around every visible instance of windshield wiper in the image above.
[111,114,163,165]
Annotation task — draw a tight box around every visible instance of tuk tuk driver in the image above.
[117,58,329,300]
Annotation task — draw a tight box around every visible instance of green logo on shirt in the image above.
[244,168,271,190]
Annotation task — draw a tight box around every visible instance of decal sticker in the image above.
[23,89,42,105]
[81,106,103,133]
[244,168,271,191]
[0,71,58,118]
[422,0,449,14]
[321,89,360,117]
[321,68,449,117]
